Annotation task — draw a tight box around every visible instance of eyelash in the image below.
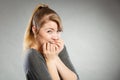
[47,30,52,33]
[47,30,62,33]
[57,30,61,32]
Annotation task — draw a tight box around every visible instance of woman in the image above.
[23,4,79,80]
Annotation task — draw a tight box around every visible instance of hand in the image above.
[54,39,64,55]
[42,42,57,61]
[42,39,64,61]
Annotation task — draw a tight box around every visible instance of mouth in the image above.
[48,41,55,44]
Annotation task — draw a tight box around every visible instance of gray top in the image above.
[23,46,79,80]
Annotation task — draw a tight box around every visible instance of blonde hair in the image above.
[23,4,63,51]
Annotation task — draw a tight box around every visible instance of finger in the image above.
[50,43,53,52]
[54,44,59,51]
[52,44,55,53]
[56,39,64,43]
[56,42,63,48]
[47,42,50,51]
[56,39,64,46]
[43,43,47,53]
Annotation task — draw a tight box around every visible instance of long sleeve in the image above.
[59,46,80,80]
[23,46,80,80]
[23,49,52,80]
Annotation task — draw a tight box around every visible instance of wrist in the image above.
[45,55,58,63]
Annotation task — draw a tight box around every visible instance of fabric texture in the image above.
[23,46,79,80]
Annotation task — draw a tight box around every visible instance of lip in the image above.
[49,41,55,44]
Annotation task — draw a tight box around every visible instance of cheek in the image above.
[38,33,51,43]
[58,33,61,38]
[57,33,61,39]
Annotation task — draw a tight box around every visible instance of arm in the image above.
[23,49,52,80]
[43,43,60,80]
[46,59,60,80]
[59,46,80,80]
[42,41,79,80]
[55,56,77,80]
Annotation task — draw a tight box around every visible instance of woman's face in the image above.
[37,20,61,46]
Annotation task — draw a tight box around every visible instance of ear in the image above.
[32,26,37,34]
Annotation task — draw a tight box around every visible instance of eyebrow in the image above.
[45,28,57,31]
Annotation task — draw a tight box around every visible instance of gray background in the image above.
[0,0,120,80]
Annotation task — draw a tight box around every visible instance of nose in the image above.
[52,33,60,40]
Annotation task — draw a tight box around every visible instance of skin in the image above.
[32,20,77,80]
[37,20,64,54]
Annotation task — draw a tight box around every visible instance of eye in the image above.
[57,30,62,33]
[47,30,53,33]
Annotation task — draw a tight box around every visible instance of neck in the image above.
[31,44,42,53]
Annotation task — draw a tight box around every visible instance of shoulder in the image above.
[23,48,45,69]
[59,45,69,58]
[23,48,43,60]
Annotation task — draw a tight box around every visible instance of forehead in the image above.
[39,14,62,31]
[41,20,58,30]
